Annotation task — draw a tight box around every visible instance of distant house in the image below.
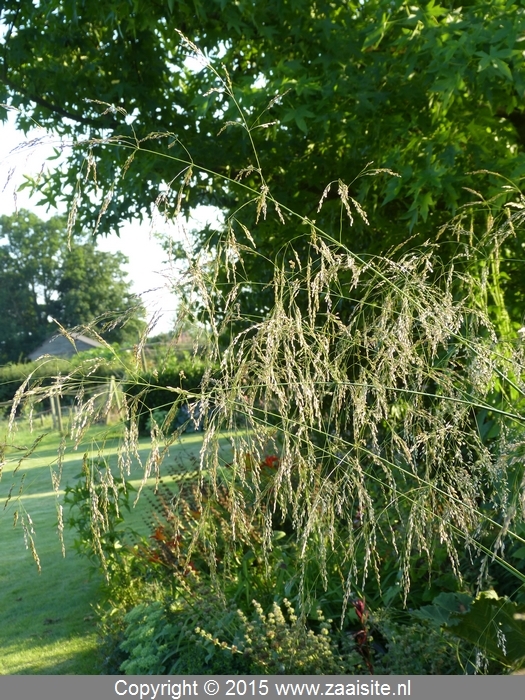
[27,332,103,361]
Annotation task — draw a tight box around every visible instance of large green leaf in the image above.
[413,592,473,626]
[415,591,525,666]
[447,591,525,666]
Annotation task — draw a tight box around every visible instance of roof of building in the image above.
[27,332,103,361]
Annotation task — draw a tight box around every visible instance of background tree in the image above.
[1,0,525,324]
[0,210,145,363]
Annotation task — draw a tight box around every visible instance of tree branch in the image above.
[0,73,118,130]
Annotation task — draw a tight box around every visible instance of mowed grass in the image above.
[0,419,212,675]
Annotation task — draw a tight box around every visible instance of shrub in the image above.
[0,358,68,415]
[372,614,466,675]
[123,354,212,435]
[115,593,365,675]
[119,601,178,675]
[196,599,364,675]
[117,595,471,675]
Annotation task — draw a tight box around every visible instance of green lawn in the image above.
[0,420,209,674]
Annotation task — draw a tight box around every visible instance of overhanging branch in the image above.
[0,73,119,130]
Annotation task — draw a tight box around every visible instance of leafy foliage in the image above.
[195,600,363,675]
[63,458,136,578]
[3,1,525,323]
[372,613,468,675]
[118,601,190,676]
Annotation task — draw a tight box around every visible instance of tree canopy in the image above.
[0,210,145,363]
[2,0,525,322]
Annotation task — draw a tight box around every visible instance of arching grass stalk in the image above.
[181,218,524,602]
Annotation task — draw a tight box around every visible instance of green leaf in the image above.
[363,25,387,50]
[511,546,525,561]
[446,591,525,665]
[492,57,513,81]
[418,191,434,221]
[425,2,448,18]
[296,116,307,133]
[282,106,314,133]
[476,50,491,71]
[413,592,473,626]
[362,12,392,50]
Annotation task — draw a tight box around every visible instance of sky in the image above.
[0,110,219,336]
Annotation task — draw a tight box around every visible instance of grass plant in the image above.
[3,38,525,673]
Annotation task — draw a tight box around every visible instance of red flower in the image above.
[262,454,280,469]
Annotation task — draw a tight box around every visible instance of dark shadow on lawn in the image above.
[5,438,122,465]
[12,646,101,675]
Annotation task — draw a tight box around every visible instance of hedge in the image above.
[123,355,211,435]
[0,353,126,417]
